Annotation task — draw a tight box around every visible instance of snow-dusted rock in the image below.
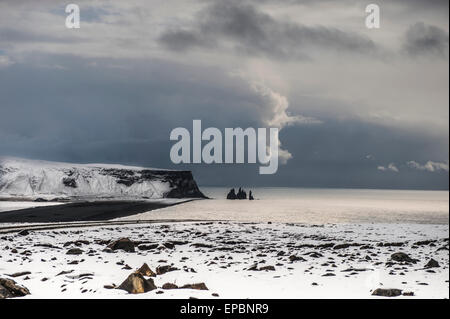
[0,157,205,200]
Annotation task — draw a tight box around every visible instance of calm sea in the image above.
[147,187,449,224]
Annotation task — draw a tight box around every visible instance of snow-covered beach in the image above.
[0,221,448,299]
[0,185,448,299]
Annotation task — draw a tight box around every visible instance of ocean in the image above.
[133,187,449,224]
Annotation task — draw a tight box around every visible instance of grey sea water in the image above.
[144,187,449,224]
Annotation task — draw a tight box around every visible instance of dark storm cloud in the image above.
[402,22,449,58]
[187,117,449,190]
[158,1,377,59]
[0,54,265,164]
[0,54,447,189]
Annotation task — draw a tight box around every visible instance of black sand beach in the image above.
[0,200,189,223]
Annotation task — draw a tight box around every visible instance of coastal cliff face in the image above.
[0,157,206,199]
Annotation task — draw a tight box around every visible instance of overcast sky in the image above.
[0,0,448,189]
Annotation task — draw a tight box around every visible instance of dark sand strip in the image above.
[0,200,192,223]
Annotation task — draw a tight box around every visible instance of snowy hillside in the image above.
[0,157,205,199]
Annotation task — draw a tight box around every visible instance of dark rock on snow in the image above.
[0,278,30,299]
[107,238,135,252]
[372,288,402,297]
[117,273,157,294]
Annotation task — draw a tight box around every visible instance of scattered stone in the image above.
[117,273,157,294]
[403,291,415,296]
[289,255,306,262]
[259,266,276,271]
[17,230,30,236]
[107,238,135,253]
[7,271,31,278]
[0,278,30,299]
[103,284,116,289]
[156,265,179,275]
[66,248,83,255]
[180,283,209,290]
[138,244,158,251]
[391,252,417,264]
[136,263,156,277]
[424,258,440,269]
[162,283,178,290]
[372,288,402,297]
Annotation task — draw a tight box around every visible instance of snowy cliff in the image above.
[0,157,205,199]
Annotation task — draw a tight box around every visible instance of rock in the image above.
[0,278,30,299]
[226,187,247,199]
[117,273,157,294]
[372,288,402,297]
[156,265,179,275]
[259,266,276,271]
[56,270,74,276]
[391,252,417,263]
[333,244,351,249]
[163,242,175,249]
[403,291,415,296]
[424,258,440,269]
[247,263,258,271]
[18,230,30,236]
[162,283,178,290]
[138,244,158,251]
[180,283,209,290]
[249,191,254,200]
[107,238,135,252]
[136,263,156,277]
[321,273,336,277]
[236,187,247,200]
[226,188,237,200]
[66,248,83,255]
[103,284,115,289]
[289,255,306,262]
[7,271,31,278]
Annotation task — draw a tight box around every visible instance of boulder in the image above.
[162,283,179,290]
[117,273,157,294]
[138,243,158,251]
[0,278,30,299]
[156,265,179,275]
[136,263,156,277]
[180,283,208,290]
[391,252,417,263]
[289,255,306,262]
[66,248,83,255]
[259,266,275,271]
[107,238,135,252]
[424,258,440,269]
[372,288,402,297]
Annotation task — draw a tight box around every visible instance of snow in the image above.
[0,221,448,299]
[0,157,173,199]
